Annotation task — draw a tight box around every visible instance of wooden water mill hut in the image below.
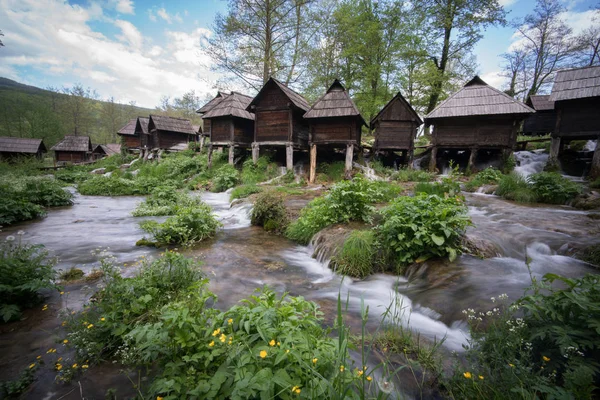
[0,137,46,161]
[370,92,422,166]
[548,66,600,176]
[424,76,534,172]
[116,118,140,151]
[202,92,255,166]
[522,95,556,136]
[92,143,121,160]
[197,91,228,138]
[303,79,366,181]
[247,77,311,171]
[51,135,93,164]
[146,115,197,152]
[135,117,151,151]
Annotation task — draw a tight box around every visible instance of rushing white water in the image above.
[201,190,252,229]
[583,140,597,152]
[353,161,384,180]
[514,149,549,177]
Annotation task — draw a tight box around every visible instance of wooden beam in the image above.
[345,144,354,179]
[549,136,561,164]
[468,147,478,172]
[207,144,213,168]
[429,146,438,172]
[309,144,317,183]
[252,142,259,164]
[286,142,294,171]
[228,145,235,165]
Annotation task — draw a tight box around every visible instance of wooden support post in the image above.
[252,142,259,164]
[309,144,317,183]
[407,146,414,169]
[345,144,354,179]
[429,146,438,172]
[199,136,205,152]
[228,146,235,165]
[468,148,478,172]
[286,143,294,171]
[548,136,561,167]
[590,138,600,179]
[207,145,213,168]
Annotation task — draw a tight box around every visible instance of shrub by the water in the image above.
[0,234,58,322]
[496,172,537,203]
[331,230,376,278]
[376,194,471,265]
[464,167,503,192]
[317,161,346,182]
[392,168,435,182]
[211,164,239,192]
[140,204,220,246]
[132,186,202,216]
[414,179,460,197]
[250,190,289,233]
[230,184,263,201]
[528,172,581,204]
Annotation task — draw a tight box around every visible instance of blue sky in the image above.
[0,0,597,108]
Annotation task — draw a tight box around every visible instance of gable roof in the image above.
[549,66,600,102]
[197,92,228,114]
[192,125,202,134]
[136,117,150,135]
[304,79,366,125]
[425,76,534,120]
[371,91,422,127]
[93,143,121,156]
[0,137,46,154]
[148,115,196,135]
[51,135,92,152]
[203,91,255,120]
[526,95,554,111]
[247,77,311,112]
[117,118,137,136]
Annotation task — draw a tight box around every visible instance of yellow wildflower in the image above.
[209,341,215,347]
[269,339,276,347]
[228,318,233,325]
[220,334,226,343]
[357,369,364,376]
[61,321,66,326]
[312,358,318,365]
[36,355,42,360]
[479,375,484,380]
[63,339,68,344]
[291,386,301,395]
[71,311,76,315]
[542,356,550,362]
[55,363,62,371]
[100,317,106,321]
[367,376,372,382]
[277,342,281,346]
[29,363,36,369]
[87,324,94,329]
[157,397,164,400]
[463,372,472,379]
[46,348,56,354]
[212,328,221,336]
[286,349,290,354]
[509,363,515,368]
[82,365,89,369]
[57,357,63,362]
[339,365,345,372]
[72,363,78,368]
[260,350,267,358]
[60,292,64,295]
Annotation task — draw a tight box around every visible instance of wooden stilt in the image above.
[286,143,294,171]
[590,138,600,179]
[549,136,561,164]
[199,136,205,152]
[252,142,259,164]
[345,144,354,179]
[468,147,478,172]
[407,146,414,169]
[429,146,438,172]
[228,145,235,165]
[207,145,214,168]
[309,144,317,183]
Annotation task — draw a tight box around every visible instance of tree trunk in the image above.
[426,23,452,114]
[263,0,272,84]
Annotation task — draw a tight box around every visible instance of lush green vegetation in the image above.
[516,134,551,151]
[0,171,73,225]
[132,186,202,216]
[464,167,503,192]
[286,177,401,245]
[250,190,289,233]
[496,172,537,203]
[446,273,600,399]
[497,172,581,204]
[376,194,471,266]
[140,204,220,246]
[391,168,435,182]
[211,164,240,192]
[230,184,263,201]
[316,161,346,183]
[331,230,376,279]
[240,157,281,185]
[0,233,58,322]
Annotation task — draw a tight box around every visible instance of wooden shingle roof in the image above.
[425,76,534,120]
[203,92,255,120]
[197,92,227,114]
[526,95,554,111]
[117,118,137,136]
[93,143,121,156]
[136,117,150,134]
[248,77,311,112]
[0,137,46,154]
[549,66,600,102]
[304,79,366,125]
[51,135,92,152]
[148,115,196,135]
[371,92,422,127]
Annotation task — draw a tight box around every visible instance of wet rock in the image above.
[120,163,131,169]
[263,261,285,271]
[103,171,113,177]
[73,219,85,223]
[572,191,600,210]
[462,233,501,258]
[91,168,106,174]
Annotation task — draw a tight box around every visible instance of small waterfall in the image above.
[514,149,548,177]
[353,162,384,181]
[200,190,252,229]
[583,140,597,152]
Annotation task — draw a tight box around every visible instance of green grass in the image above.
[496,172,537,203]
[230,184,263,201]
[331,230,376,279]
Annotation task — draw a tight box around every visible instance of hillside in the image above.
[0,77,155,148]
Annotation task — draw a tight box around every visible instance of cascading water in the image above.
[513,149,549,177]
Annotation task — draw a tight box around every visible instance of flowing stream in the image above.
[1,166,599,397]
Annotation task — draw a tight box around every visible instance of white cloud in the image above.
[148,9,157,22]
[113,0,134,15]
[498,0,518,7]
[156,7,183,24]
[0,0,218,108]
[481,71,505,89]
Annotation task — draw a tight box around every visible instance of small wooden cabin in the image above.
[135,117,151,150]
[548,66,600,176]
[247,77,311,170]
[203,92,255,165]
[522,95,556,136]
[92,143,121,160]
[147,115,196,151]
[303,79,366,181]
[51,135,93,164]
[0,137,46,161]
[424,76,534,172]
[197,92,228,138]
[370,92,422,166]
[117,118,140,151]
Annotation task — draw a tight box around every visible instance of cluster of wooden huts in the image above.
[117,114,201,157]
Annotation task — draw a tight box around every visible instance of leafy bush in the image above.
[240,156,280,185]
[464,167,503,192]
[496,172,537,203]
[317,161,346,182]
[331,230,376,279]
[132,186,202,216]
[447,273,600,399]
[230,184,263,201]
[528,172,581,204]
[392,168,434,182]
[376,194,471,265]
[589,177,600,189]
[414,179,460,197]
[250,190,289,233]
[0,234,58,322]
[78,175,140,196]
[59,267,84,281]
[211,164,239,192]
[140,204,220,246]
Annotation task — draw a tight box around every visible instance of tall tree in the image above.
[501,48,529,100]
[101,97,123,143]
[575,6,600,66]
[417,0,506,113]
[61,84,97,136]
